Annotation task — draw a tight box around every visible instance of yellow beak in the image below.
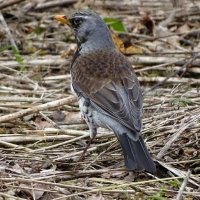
[54,15,70,25]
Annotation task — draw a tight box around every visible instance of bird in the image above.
[54,10,156,174]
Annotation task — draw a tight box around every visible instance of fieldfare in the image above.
[54,10,156,174]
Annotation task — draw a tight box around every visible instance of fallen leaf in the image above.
[182,147,198,157]
[111,30,144,54]
[12,163,25,174]
[133,13,154,35]
[52,110,66,122]
[178,23,190,33]
[32,116,53,129]
[61,44,76,58]
[123,45,144,54]
[63,111,84,125]
[110,30,124,51]
[140,14,154,35]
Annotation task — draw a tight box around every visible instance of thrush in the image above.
[54,10,156,174]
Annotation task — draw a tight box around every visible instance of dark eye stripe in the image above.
[74,18,82,25]
[70,17,83,28]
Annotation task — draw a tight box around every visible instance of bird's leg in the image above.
[78,127,97,162]
[78,137,93,162]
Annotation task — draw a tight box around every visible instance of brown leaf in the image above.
[33,116,52,129]
[123,45,144,54]
[182,147,197,157]
[63,112,84,125]
[178,23,190,33]
[12,163,25,174]
[52,110,66,122]
[61,44,76,58]
[111,30,144,54]
[111,30,125,52]
[133,13,154,35]
[140,14,154,35]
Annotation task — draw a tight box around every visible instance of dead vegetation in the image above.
[0,0,200,199]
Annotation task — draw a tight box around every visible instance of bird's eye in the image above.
[71,17,83,27]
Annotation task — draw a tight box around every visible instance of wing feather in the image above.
[72,49,143,133]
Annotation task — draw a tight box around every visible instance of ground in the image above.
[0,0,200,199]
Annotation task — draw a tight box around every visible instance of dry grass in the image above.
[0,0,200,199]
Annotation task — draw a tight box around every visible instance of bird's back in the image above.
[71,48,143,138]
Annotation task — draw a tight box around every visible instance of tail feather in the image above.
[117,133,156,174]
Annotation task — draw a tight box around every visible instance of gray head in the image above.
[68,10,115,53]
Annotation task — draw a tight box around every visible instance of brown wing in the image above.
[71,49,143,133]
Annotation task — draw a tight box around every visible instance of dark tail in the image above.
[117,133,156,174]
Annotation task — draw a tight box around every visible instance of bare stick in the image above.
[0,140,32,152]
[0,12,18,51]
[0,96,76,123]
[0,134,74,143]
[32,133,90,153]
[144,53,199,95]
[0,0,25,10]
[35,0,77,11]
[157,111,200,159]
[0,192,26,200]
[0,177,90,190]
[53,176,185,199]
[176,170,191,200]
[0,56,67,68]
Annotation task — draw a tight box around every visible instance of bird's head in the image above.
[54,10,114,51]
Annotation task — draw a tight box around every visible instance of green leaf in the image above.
[169,179,181,188]
[0,45,25,70]
[170,97,193,107]
[33,26,45,35]
[11,46,25,71]
[150,189,165,200]
[103,17,126,32]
